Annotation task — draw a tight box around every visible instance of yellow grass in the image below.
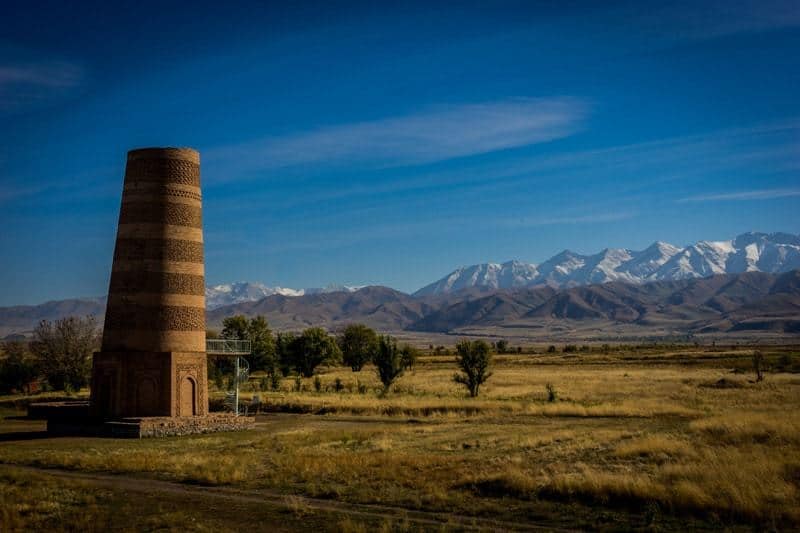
[2,349,800,528]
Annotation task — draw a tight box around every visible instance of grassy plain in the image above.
[1,345,799,530]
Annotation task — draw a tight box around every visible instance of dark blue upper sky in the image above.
[1,0,798,304]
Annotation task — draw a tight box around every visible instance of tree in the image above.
[275,332,296,376]
[373,336,405,393]
[0,341,39,394]
[495,339,509,354]
[30,316,98,391]
[285,328,341,378]
[221,315,249,340]
[453,339,493,397]
[338,324,378,372]
[222,315,276,374]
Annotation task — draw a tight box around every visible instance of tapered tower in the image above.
[90,147,208,418]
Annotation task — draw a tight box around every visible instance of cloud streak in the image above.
[678,187,800,203]
[0,61,83,112]
[206,98,588,176]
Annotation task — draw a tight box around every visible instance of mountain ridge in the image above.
[414,231,800,296]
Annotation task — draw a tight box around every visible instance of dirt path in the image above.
[1,463,572,532]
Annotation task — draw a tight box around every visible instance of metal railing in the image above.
[206,338,252,355]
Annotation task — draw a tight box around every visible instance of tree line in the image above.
[213,315,493,396]
[0,314,494,398]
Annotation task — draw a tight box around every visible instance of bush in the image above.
[547,345,557,353]
[338,324,379,372]
[453,340,493,398]
[495,340,509,354]
[546,383,558,402]
[30,316,97,391]
[373,336,405,393]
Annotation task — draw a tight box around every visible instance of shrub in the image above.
[453,340,493,398]
[338,324,378,372]
[546,383,558,402]
[334,377,344,392]
[314,376,322,392]
[547,345,557,353]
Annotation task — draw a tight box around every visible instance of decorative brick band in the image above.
[109,271,205,295]
[124,158,200,187]
[116,223,203,242]
[119,201,203,228]
[123,186,202,203]
[104,304,206,331]
[113,239,204,263]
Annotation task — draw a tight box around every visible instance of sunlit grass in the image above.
[2,348,799,528]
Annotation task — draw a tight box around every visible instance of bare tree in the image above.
[30,316,98,392]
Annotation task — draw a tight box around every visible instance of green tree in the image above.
[286,328,341,378]
[31,316,98,391]
[222,315,276,374]
[275,332,296,376]
[495,339,509,354]
[0,341,39,394]
[373,336,405,393]
[247,316,277,373]
[338,324,378,372]
[221,315,249,340]
[453,339,493,397]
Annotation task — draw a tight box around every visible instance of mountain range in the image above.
[1,232,798,339]
[414,232,800,296]
[205,282,361,310]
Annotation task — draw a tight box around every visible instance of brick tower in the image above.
[90,148,208,418]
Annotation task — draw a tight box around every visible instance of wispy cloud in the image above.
[205,98,588,177]
[498,211,636,228]
[625,0,800,42]
[678,187,800,203]
[0,61,83,112]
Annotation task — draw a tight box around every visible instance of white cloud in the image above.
[205,98,587,176]
[0,61,83,111]
[678,188,800,203]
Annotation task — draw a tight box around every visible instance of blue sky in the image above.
[1,0,798,304]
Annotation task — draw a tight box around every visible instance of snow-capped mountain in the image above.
[417,260,539,295]
[413,232,800,296]
[205,282,362,309]
[205,282,304,309]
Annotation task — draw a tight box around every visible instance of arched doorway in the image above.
[180,376,197,416]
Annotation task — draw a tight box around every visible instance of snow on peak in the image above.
[413,232,800,295]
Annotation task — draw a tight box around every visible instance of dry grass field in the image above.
[1,345,799,530]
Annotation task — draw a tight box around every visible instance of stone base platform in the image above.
[30,401,254,438]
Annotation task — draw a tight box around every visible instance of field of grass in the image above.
[1,345,799,530]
